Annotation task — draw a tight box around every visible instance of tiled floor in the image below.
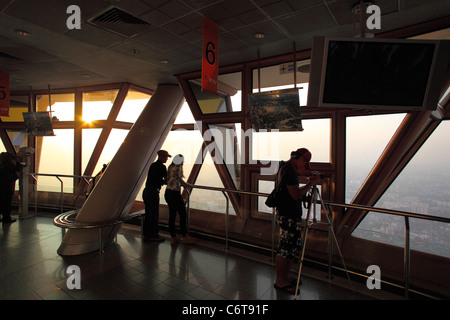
[0,214,373,301]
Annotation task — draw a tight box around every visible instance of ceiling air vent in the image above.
[89,7,151,37]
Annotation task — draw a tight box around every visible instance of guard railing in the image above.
[19,173,450,298]
[185,183,450,299]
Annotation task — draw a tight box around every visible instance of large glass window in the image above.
[34,94,75,193]
[116,89,151,123]
[353,121,450,257]
[97,129,128,173]
[161,128,204,181]
[188,71,242,114]
[136,101,199,202]
[251,118,330,163]
[250,60,328,163]
[174,101,195,124]
[257,178,322,222]
[2,86,154,200]
[257,179,274,215]
[156,127,203,205]
[37,129,74,193]
[207,123,242,188]
[190,151,236,215]
[252,60,310,93]
[346,113,406,203]
[36,93,74,121]
[82,128,102,174]
[0,95,28,122]
[153,101,238,214]
[82,90,118,122]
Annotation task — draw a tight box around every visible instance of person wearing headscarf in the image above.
[164,154,195,245]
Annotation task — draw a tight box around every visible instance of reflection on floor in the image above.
[0,215,373,300]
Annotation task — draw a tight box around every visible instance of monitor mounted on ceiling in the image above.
[307,36,450,111]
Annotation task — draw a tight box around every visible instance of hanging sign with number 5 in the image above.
[202,17,218,95]
[0,72,9,117]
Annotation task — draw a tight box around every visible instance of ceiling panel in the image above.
[108,39,161,60]
[133,27,190,51]
[257,0,296,19]
[229,20,287,47]
[36,0,107,18]
[275,5,337,36]
[158,0,192,20]
[0,0,448,91]
[180,0,223,10]
[140,8,173,27]
[66,23,126,48]
[5,0,68,33]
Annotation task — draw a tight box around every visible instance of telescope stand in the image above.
[294,185,352,300]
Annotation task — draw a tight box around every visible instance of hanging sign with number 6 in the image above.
[202,17,218,95]
[0,72,9,117]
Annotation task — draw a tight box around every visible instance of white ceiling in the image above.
[1,0,449,91]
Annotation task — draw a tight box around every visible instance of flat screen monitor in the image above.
[307,37,450,111]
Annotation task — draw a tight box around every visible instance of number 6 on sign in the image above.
[206,41,216,65]
[202,17,218,95]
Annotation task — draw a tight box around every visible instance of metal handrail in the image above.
[185,183,450,299]
[321,200,450,299]
[21,173,450,298]
[26,173,93,215]
[184,183,274,254]
[322,200,450,223]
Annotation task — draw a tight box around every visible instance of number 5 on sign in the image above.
[202,17,218,95]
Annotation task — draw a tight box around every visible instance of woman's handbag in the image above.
[264,162,286,208]
[265,188,279,208]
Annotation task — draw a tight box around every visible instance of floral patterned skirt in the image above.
[277,215,302,259]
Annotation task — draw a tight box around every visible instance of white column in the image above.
[57,84,185,255]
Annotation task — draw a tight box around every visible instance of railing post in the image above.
[271,208,276,262]
[404,216,410,299]
[222,191,230,251]
[185,187,191,233]
[327,206,333,280]
[99,227,103,254]
[30,174,38,216]
[56,176,63,215]
[27,173,93,215]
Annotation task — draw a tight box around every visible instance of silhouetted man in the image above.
[142,150,170,241]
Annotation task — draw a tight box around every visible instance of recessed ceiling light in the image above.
[254,33,265,39]
[15,29,31,37]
